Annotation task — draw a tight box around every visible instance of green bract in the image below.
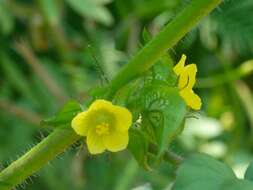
[41,100,83,127]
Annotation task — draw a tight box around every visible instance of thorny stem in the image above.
[0,0,222,189]
[0,128,80,190]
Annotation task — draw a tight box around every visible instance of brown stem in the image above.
[14,40,68,104]
[0,100,41,126]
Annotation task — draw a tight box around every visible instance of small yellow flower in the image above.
[71,99,132,154]
[173,54,202,110]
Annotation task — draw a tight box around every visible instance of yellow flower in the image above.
[71,99,132,154]
[173,54,202,110]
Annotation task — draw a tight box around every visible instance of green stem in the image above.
[0,128,80,190]
[197,59,253,88]
[163,151,183,166]
[0,0,222,189]
[234,81,253,135]
[106,0,222,98]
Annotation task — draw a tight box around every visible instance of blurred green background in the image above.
[0,0,253,189]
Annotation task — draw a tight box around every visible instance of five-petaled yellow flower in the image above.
[173,54,202,110]
[71,99,132,154]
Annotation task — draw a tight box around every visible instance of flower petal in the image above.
[71,111,89,136]
[178,64,197,90]
[179,89,202,110]
[173,54,187,76]
[89,99,113,111]
[103,131,129,152]
[185,64,197,89]
[87,129,106,154]
[112,106,132,132]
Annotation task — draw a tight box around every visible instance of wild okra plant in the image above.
[1,0,253,189]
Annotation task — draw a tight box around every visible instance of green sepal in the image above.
[41,100,82,127]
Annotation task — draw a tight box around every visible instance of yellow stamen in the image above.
[95,122,109,135]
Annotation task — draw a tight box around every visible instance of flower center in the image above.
[95,122,109,135]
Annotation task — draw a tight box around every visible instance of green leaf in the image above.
[0,2,14,35]
[41,100,82,127]
[221,179,253,190]
[65,0,113,26]
[126,50,185,159]
[245,161,253,182]
[142,27,152,44]
[139,85,186,157]
[151,55,177,86]
[203,0,253,54]
[172,153,236,190]
[128,128,149,170]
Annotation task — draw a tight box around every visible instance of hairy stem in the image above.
[0,0,222,189]
[0,128,80,190]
